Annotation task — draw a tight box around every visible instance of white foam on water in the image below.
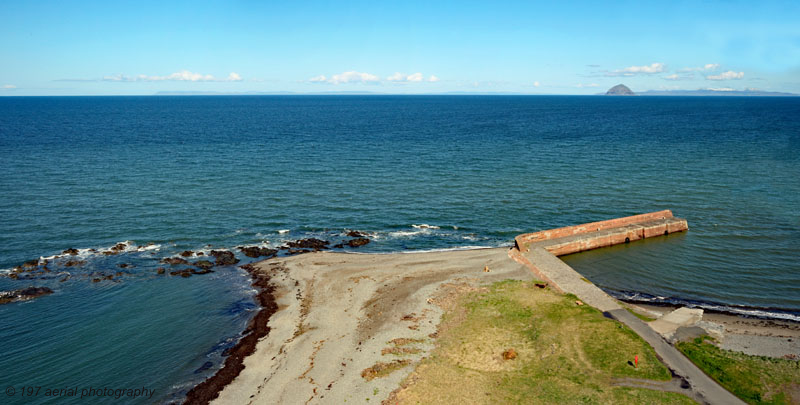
[277,229,290,234]
[388,230,424,238]
[412,224,440,229]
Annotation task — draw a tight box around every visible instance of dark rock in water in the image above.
[606,84,635,95]
[63,248,79,255]
[286,249,311,255]
[346,231,365,238]
[156,267,166,275]
[197,252,204,256]
[347,238,370,248]
[170,269,193,278]
[210,250,240,266]
[64,260,86,267]
[0,286,54,305]
[194,361,214,374]
[161,257,190,266]
[22,259,39,269]
[286,238,329,251]
[191,268,215,275]
[110,242,127,252]
[333,243,345,249]
[194,260,214,270]
[118,263,132,269]
[180,250,194,257]
[238,246,278,258]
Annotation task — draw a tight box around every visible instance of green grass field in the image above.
[389,280,695,404]
[677,336,799,404]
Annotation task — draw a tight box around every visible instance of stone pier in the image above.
[509,211,744,404]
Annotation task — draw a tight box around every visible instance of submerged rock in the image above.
[347,238,370,248]
[0,286,54,305]
[161,257,190,266]
[210,250,240,266]
[346,231,365,238]
[194,260,214,270]
[194,361,214,374]
[21,259,40,269]
[63,248,79,255]
[170,269,193,278]
[180,250,195,257]
[238,246,278,258]
[64,260,86,267]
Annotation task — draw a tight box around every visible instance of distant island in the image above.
[605,84,635,95]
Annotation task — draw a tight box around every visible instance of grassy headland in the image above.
[388,280,695,404]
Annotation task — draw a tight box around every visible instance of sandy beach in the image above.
[211,247,532,404]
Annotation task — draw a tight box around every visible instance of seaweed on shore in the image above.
[182,263,278,405]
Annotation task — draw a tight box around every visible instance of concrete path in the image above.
[515,246,744,405]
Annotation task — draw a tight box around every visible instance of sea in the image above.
[1,95,798,403]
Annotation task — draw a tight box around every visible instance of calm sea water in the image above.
[1,95,798,403]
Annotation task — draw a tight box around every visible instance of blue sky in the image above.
[1,0,799,95]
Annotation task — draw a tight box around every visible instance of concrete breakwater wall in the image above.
[514,210,689,256]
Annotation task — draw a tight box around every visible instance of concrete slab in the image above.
[650,307,704,338]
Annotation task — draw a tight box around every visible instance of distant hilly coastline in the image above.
[639,89,798,97]
[601,84,797,97]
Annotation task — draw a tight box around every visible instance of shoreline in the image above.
[183,263,279,404]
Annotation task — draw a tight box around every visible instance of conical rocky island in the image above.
[606,84,635,95]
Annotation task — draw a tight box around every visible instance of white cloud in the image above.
[2,84,16,89]
[575,83,599,88]
[663,73,693,81]
[428,75,440,82]
[706,71,744,80]
[310,71,380,84]
[387,72,429,82]
[679,63,720,72]
[706,87,736,91]
[533,81,540,87]
[100,70,242,82]
[606,63,665,76]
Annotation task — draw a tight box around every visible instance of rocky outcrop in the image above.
[284,238,329,251]
[238,246,278,258]
[606,84,634,95]
[0,286,54,305]
[210,250,240,266]
[63,248,79,255]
